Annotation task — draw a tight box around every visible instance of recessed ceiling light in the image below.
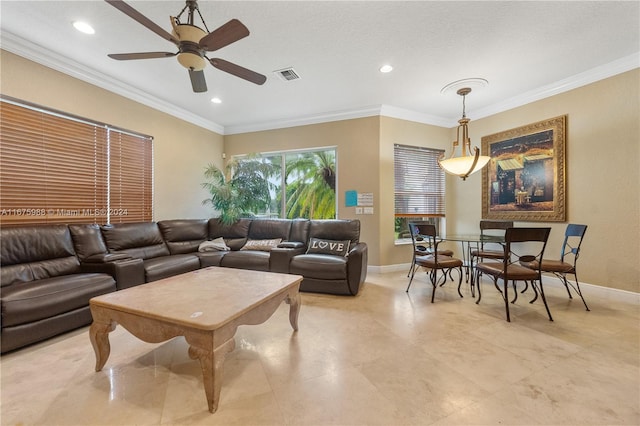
[211,97,222,104]
[73,21,95,35]
[379,64,393,73]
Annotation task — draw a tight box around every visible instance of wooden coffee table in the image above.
[89,267,302,413]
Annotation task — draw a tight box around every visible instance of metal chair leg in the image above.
[571,274,590,311]
[529,280,539,304]
[430,270,438,303]
[535,279,554,321]
[504,280,511,322]
[511,281,519,304]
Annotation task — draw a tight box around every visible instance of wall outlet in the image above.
[364,207,374,214]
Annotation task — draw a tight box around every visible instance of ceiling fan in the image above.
[105,0,266,93]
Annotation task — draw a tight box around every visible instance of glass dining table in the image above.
[437,234,505,296]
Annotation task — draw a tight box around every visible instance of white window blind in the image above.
[394,144,445,217]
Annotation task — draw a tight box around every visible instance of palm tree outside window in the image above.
[237,148,337,220]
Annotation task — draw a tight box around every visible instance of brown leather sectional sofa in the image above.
[1,218,367,353]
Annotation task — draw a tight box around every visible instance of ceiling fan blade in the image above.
[105,0,179,45]
[189,69,208,93]
[199,19,250,51]
[209,58,266,85]
[108,52,177,60]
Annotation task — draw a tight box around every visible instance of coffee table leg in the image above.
[188,338,236,413]
[286,291,301,331]
[89,320,116,371]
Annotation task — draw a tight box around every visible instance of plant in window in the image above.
[285,151,336,219]
[202,155,277,224]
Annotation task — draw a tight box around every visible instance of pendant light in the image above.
[438,87,490,180]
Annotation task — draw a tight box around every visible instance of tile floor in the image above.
[1,270,639,425]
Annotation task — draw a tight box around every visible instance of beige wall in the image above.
[2,50,637,291]
[449,69,639,292]
[0,50,223,221]
[226,70,639,292]
[378,116,451,266]
[224,118,381,264]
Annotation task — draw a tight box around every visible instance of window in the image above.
[394,144,445,241]
[0,97,153,226]
[237,148,337,219]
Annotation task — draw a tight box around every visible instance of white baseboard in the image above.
[366,264,640,305]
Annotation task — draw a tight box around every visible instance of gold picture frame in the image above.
[481,115,566,222]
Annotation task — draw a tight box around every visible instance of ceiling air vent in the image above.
[274,67,301,82]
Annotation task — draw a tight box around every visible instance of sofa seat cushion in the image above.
[196,251,227,268]
[289,254,347,280]
[143,254,200,282]
[1,273,116,327]
[220,251,270,271]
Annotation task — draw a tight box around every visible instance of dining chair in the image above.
[406,224,463,303]
[520,224,589,311]
[470,220,513,262]
[406,221,453,278]
[469,220,513,295]
[475,227,552,322]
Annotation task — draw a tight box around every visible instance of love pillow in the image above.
[306,237,351,257]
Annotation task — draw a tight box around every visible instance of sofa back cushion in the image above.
[248,219,292,241]
[289,219,310,243]
[0,225,80,286]
[158,219,208,254]
[101,222,170,259]
[308,219,360,245]
[208,218,251,251]
[69,224,109,260]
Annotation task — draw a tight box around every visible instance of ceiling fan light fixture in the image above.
[177,51,205,70]
[171,22,206,43]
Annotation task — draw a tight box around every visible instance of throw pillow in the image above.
[198,237,230,252]
[306,237,351,257]
[240,238,282,252]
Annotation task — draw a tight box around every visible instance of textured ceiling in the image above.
[1,1,638,134]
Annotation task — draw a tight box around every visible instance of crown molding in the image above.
[0,31,225,135]
[471,52,640,122]
[379,105,452,128]
[3,30,637,134]
[224,105,384,135]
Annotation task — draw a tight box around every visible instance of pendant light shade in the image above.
[438,88,490,180]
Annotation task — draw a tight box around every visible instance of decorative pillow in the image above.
[198,237,230,252]
[306,237,351,257]
[240,238,282,252]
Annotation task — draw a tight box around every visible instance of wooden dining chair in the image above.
[407,221,453,278]
[520,224,589,311]
[475,227,552,322]
[406,224,463,303]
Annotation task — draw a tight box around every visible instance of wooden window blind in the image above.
[0,97,153,226]
[394,144,446,217]
[109,131,153,223]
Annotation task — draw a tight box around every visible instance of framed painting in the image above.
[481,115,566,222]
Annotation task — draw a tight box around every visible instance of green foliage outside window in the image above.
[202,149,336,222]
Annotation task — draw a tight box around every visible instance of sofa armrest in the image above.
[80,258,145,290]
[83,253,132,263]
[278,241,305,249]
[270,246,307,273]
[346,242,368,294]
